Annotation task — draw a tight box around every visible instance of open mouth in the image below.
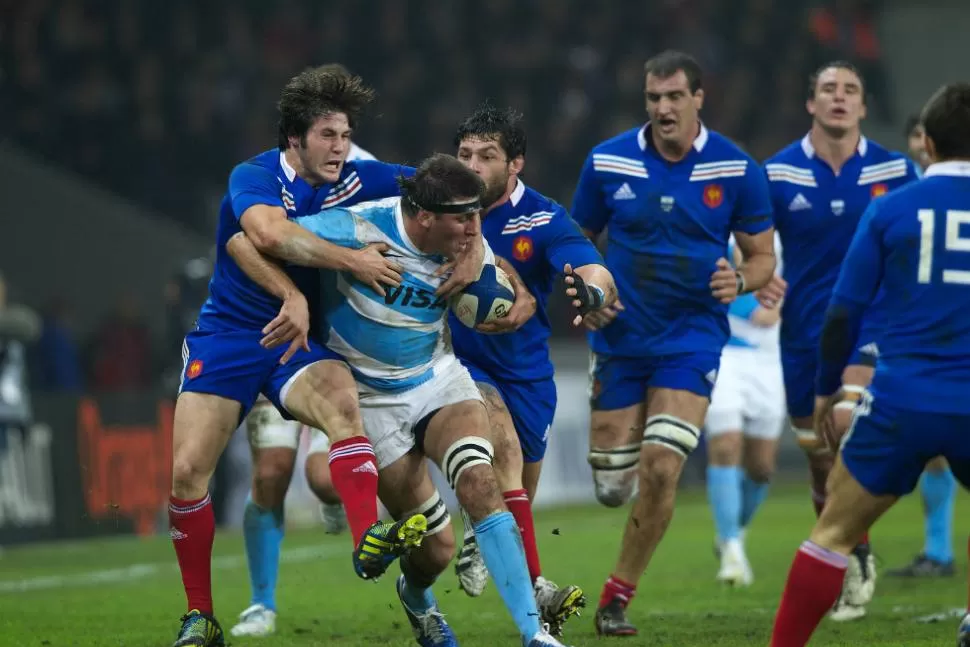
[323,160,342,172]
[830,107,848,118]
[657,117,677,131]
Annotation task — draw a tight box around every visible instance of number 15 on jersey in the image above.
[918,209,970,284]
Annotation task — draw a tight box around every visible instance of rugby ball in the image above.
[450,264,515,328]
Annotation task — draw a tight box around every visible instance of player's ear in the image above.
[806,98,816,118]
[923,134,939,165]
[693,88,705,112]
[858,99,868,122]
[509,155,525,178]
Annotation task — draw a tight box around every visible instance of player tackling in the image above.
[570,50,777,636]
[769,81,970,647]
[761,61,919,621]
[229,153,574,647]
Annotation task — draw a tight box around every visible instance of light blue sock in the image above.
[739,474,771,530]
[243,495,285,611]
[706,465,742,543]
[399,555,437,614]
[474,511,542,640]
[921,468,956,563]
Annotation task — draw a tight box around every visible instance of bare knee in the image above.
[172,452,212,499]
[305,453,340,504]
[706,432,742,466]
[588,416,642,508]
[252,450,296,508]
[745,460,775,484]
[638,447,685,497]
[455,464,503,521]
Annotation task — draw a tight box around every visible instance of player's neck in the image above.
[283,148,323,188]
[484,177,517,216]
[650,122,699,163]
[809,125,861,173]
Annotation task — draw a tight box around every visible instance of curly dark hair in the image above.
[454,101,527,159]
[277,65,375,150]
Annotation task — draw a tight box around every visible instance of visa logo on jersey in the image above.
[383,286,448,310]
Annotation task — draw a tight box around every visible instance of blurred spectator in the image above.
[86,294,153,392]
[29,298,83,393]
[0,272,41,451]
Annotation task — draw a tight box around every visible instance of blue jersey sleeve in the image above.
[731,161,774,235]
[293,208,364,250]
[545,207,605,274]
[570,153,610,236]
[229,163,283,220]
[352,161,415,201]
[815,202,886,395]
[905,158,922,183]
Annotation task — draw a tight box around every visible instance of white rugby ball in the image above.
[450,264,515,328]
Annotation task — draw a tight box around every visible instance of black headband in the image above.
[409,196,481,214]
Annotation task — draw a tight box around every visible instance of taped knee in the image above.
[792,425,830,457]
[587,444,640,507]
[442,437,494,491]
[833,385,865,413]
[404,490,451,537]
[642,415,700,458]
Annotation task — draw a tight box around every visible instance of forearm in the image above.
[815,299,864,397]
[227,232,303,301]
[258,219,352,271]
[574,264,617,307]
[737,252,776,293]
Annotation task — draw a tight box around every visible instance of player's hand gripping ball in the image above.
[450,264,515,327]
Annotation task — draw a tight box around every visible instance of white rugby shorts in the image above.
[706,345,786,439]
[358,356,484,469]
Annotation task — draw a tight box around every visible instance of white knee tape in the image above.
[642,414,700,457]
[587,444,640,507]
[442,437,494,490]
[246,401,302,449]
[834,385,866,412]
[792,425,830,457]
[404,490,451,537]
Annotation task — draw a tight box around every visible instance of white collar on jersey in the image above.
[279,151,297,182]
[509,179,526,207]
[924,161,970,178]
[800,133,868,159]
[393,199,424,255]
[638,122,710,153]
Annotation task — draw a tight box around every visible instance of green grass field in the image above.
[0,485,966,646]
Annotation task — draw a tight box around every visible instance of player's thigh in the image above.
[588,352,649,447]
[268,345,362,442]
[172,391,242,489]
[780,345,816,438]
[473,378,522,487]
[705,350,745,464]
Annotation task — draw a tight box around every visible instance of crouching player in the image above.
[769,82,970,647]
[231,153,574,647]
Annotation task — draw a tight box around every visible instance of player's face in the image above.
[908,124,930,169]
[645,70,704,148]
[457,136,518,208]
[425,208,482,258]
[292,113,352,186]
[807,67,866,135]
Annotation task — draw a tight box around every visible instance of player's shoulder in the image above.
[495,181,568,237]
[860,137,909,165]
[763,137,808,166]
[517,182,566,216]
[230,149,281,181]
[701,128,758,165]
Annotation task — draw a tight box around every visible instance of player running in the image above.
[570,50,777,636]
[761,61,920,621]
[448,103,616,634]
[885,113,958,580]
[704,233,785,587]
[769,81,970,647]
[230,153,572,647]
[168,66,440,647]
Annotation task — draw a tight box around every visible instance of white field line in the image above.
[0,544,342,594]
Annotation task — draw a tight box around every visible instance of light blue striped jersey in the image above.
[295,197,495,392]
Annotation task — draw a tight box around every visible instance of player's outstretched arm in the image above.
[240,204,402,294]
[226,231,310,364]
[475,256,537,335]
